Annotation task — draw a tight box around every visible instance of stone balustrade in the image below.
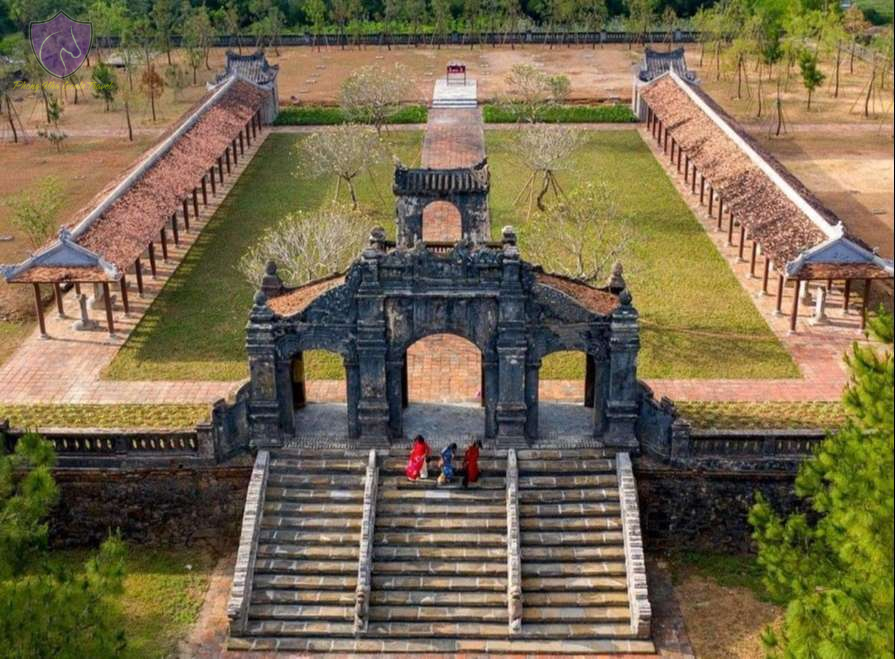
[506,449,522,634]
[616,452,651,639]
[354,449,379,633]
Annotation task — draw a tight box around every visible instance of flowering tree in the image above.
[527,181,634,284]
[340,64,413,136]
[502,63,571,122]
[239,205,369,286]
[299,124,384,209]
[512,124,580,215]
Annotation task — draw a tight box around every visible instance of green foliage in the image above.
[91,61,118,110]
[750,309,895,657]
[482,103,637,123]
[797,49,825,108]
[0,434,128,656]
[273,104,427,125]
[3,176,61,248]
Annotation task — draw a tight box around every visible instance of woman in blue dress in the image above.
[437,443,458,485]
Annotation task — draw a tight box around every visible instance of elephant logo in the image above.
[30,11,91,77]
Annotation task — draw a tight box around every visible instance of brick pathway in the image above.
[0,130,270,405]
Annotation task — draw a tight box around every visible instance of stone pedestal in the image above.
[809,286,828,326]
[72,294,98,331]
[88,282,115,310]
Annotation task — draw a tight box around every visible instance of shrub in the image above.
[274,104,427,126]
[482,103,637,124]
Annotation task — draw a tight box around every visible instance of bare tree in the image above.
[239,204,369,287]
[299,125,384,209]
[340,64,413,136]
[528,181,634,284]
[512,124,579,215]
[502,63,571,122]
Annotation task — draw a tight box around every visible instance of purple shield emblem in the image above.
[30,11,91,77]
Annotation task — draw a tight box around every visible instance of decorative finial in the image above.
[501,226,517,246]
[619,288,633,306]
[265,260,277,275]
[608,261,626,293]
[253,291,267,307]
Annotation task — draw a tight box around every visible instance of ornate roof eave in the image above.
[785,234,895,278]
[1,228,121,282]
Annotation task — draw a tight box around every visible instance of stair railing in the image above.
[354,448,379,634]
[506,449,523,634]
[227,449,270,636]
[616,452,652,639]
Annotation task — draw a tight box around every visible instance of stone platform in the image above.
[431,78,478,108]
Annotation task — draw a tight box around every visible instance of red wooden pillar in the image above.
[148,243,158,278]
[790,280,801,332]
[119,275,130,315]
[699,175,705,203]
[192,189,199,223]
[202,176,209,204]
[738,225,747,260]
[708,187,714,214]
[749,242,758,276]
[684,155,690,182]
[239,131,245,154]
[716,198,723,230]
[134,258,144,296]
[102,281,115,335]
[232,138,238,165]
[218,156,224,184]
[843,279,852,312]
[209,167,217,195]
[225,146,231,174]
[33,283,47,337]
[53,282,65,317]
[159,228,169,262]
[861,279,871,329]
[251,114,257,138]
[245,122,251,147]
[776,275,785,315]
[171,213,180,246]
[727,208,736,247]
[183,198,191,232]
[762,256,771,293]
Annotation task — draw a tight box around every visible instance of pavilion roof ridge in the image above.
[1,228,120,282]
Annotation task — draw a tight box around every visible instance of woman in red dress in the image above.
[405,435,430,481]
[462,439,482,488]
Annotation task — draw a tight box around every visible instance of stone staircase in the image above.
[228,446,653,654]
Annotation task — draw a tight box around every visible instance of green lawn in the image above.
[0,403,210,429]
[106,128,796,382]
[42,547,216,658]
[856,0,893,23]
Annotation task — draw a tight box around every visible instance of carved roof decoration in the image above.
[217,50,279,88]
[393,159,490,196]
[641,72,893,280]
[638,47,697,83]
[2,78,267,284]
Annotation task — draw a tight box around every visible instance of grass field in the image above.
[41,547,216,658]
[0,403,210,429]
[106,128,796,382]
[857,0,894,23]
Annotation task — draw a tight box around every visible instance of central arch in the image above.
[401,332,486,443]
[421,201,463,243]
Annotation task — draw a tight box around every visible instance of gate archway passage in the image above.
[246,227,641,450]
[421,201,463,243]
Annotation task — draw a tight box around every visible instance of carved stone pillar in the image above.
[606,289,641,452]
[355,239,390,444]
[246,292,282,448]
[495,228,529,445]
[524,356,541,440]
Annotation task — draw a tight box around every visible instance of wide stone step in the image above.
[374,545,506,562]
[370,590,507,607]
[372,560,506,577]
[375,516,506,531]
[519,488,619,504]
[378,502,505,517]
[374,531,506,546]
[519,502,621,517]
[381,488,505,502]
[249,604,353,621]
[259,529,360,545]
[269,457,368,473]
[229,636,656,654]
[372,574,506,592]
[519,623,636,639]
[517,448,613,461]
[519,475,616,489]
[522,575,627,592]
[520,517,621,532]
[384,476,505,490]
[523,591,629,607]
[244,620,356,637]
[521,561,627,578]
[252,589,356,605]
[517,459,615,475]
[257,543,359,561]
[521,545,625,561]
[253,573,357,591]
[520,531,624,546]
[368,605,508,623]
[380,457,506,474]
[268,473,366,489]
[273,448,368,459]
[524,606,631,623]
[264,487,364,503]
[254,559,357,575]
[261,515,362,531]
[263,501,363,516]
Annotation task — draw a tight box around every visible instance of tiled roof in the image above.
[221,50,279,87]
[640,73,892,280]
[638,48,696,83]
[2,78,266,284]
[267,274,347,317]
[535,272,620,316]
[394,159,489,195]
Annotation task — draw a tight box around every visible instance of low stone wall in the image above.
[49,459,253,548]
[634,457,804,552]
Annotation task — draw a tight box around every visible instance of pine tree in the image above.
[0,433,128,655]
[750,310,894,657]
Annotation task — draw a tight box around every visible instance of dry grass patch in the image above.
[678,401,846,430]
[0,404,210,429]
